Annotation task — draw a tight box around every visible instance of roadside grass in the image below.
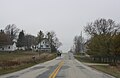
[90,65,120,78]
[0,51,57,75]
[75,55,120,78]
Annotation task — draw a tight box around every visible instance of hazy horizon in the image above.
[0,0,120,52]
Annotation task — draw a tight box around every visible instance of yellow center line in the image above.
[49,61,64,78]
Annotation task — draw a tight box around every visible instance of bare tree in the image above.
[0,30,11,46]
[24,34,36,50]
[74,36,79,53]
[74,34,84,53]
[54,37,62,49]
[46,31,62,52]
[4,24,20,41]
[84,19,120,37]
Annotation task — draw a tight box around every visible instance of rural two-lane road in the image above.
[0,53,115,78]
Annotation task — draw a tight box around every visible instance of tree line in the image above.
[0,24,62,52]
[73,18,120,65]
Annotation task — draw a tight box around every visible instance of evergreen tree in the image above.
[17,30,25,48]
[37,30,44,52]
[46,31,62,52]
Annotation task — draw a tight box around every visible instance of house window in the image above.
[8,46,10,49]
[2,48,4,50]
[46,45,49,47]
[43,41,45,44]
[41,45,43,47]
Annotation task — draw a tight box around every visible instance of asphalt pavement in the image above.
[0,53,115,78]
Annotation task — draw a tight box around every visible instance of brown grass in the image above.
[75,55,120,78]
[90,65,120,78]
[0,51,56,75]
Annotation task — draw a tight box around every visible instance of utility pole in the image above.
[80,31,84,54]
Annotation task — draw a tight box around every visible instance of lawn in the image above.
[0,51,56,75]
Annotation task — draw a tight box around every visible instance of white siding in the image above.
[36,39,51,52]
[0,43,17,51]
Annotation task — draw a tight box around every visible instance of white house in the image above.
[36,39,51,52]
[0,40,17,51]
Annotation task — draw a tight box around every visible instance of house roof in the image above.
[41,38,50,43]
[0,39,16,46]
[37,38,50,46]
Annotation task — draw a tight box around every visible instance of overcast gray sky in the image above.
[0,0,120,52]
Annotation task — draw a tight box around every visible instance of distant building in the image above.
[0,39,17,51]
[35,38,51,52]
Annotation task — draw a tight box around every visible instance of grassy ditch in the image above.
[90,65,120,78]
[0,51,57,75]
[75,55,120,78]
